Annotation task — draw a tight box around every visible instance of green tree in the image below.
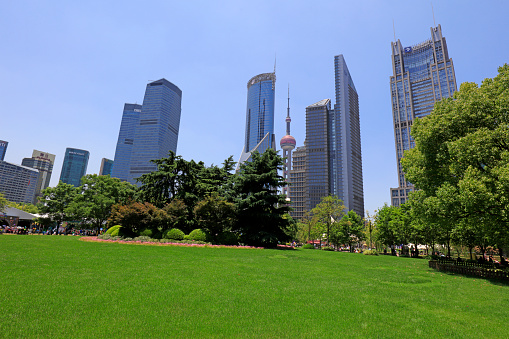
[336,210,364,252]
[310,196,345,246]
[193,193,236,243]
[402,64,509,260]
[69,174,137,229]
[374,203,398,253]
[231,149,291,247]
[108,201,165,236]
[0,193,8,213]
[39,181,78,232]
[7,201,39,214]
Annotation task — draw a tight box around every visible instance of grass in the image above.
[1,235,508,338]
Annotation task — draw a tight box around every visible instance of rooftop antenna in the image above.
[286,84,291,135]
[431,2,436,27]
[392,19,396,42]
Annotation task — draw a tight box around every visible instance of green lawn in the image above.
[1,235,507,338]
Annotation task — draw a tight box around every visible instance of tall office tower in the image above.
[289,146,307,220]
[111,103,142,181]
[280,87,296,197]
[0,160,39,204]
[0,140,8,161]
[390,24,457,206]
[305,99,332,211]
[21,150,56,203]
[126,79,182,185]
[99,158,114,176]
[237,72,276,169]
[332,55,364,217]
[60,148,89,186]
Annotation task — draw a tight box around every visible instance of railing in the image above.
[429,260,509,281]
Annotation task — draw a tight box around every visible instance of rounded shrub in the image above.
[188,229,209,242]
[163,228,185,240]
[363,249,379,256]
[105,225,122,235]
[139,229,153,238]
[302,243,315,249]
[321,246,334,251]
[216,231,239,245]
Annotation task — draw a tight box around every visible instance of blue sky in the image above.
[1,0,508,214]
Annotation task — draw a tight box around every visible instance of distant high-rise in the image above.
[280,87,296,197]
[99,158,114,176]
[0,160,39,204]
[289,55,364,219]
[122,79,182,185]
[21,150,55,203]
[332,55,364,217]
[0,140,8,161]
[390,25,457,206]
[60,148,89,187]
[111,103,142,181]
[237,72,276,169]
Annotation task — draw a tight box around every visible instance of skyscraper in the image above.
[289,55,364,219]
[21,150,55,203]
[390,24,457,206]
[0,160,39,204]
[99,158,114,176]
[60,148,89,187]
[124,79,182,185]
[111,103,142,181]
[237,72,276,169]
[280,87,296,197]
[332,55,364,217]
[0,140,8,161]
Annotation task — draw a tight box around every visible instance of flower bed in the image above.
[80,236,263,249]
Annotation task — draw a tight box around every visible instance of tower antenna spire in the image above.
[431,2,436,27]
[286,84,291,135]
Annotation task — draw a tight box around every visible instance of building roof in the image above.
[307,99,330,108]
[2,206,37,220]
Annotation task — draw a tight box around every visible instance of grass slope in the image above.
[1,235,507,338]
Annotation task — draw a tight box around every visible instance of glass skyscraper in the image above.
[60,148,89,187]
[21,150,55,203]
[237,72,276,168]
[0,160,39,204]
[390,24,457,206]
[0,140,8,161]
[99,158,114,176]
[111,103,141,181]
[117,79,182,185]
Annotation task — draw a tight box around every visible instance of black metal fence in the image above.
[429,260,509,281]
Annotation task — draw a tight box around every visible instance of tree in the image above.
[108,201,164,236]
[231,149,291,247]
[336,210,364,252]
[69,174,137,229]
[7,201,39,214]
[310,196,345,246]
[364,210,376,249]
[194,193,236,243]
[402,64,509,260]
[39,181,77,232]
[0,193,8,213]
[373,204,398,253]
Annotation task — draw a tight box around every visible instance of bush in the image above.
[216,231,239,245]
[105,225,122,235]
[302,243,315,249]
[363,249,379,256]
[133,236,153,242]
[163,228,185,240]
[188,229,209,242]
[322,246,334,251]
[139,229,153,238]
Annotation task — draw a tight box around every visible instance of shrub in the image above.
[322,246,335,251]
[363,249,379,256]
[163,228,185,240]
[302,243,315,249]
[133,236,153,242]
[184,235,190,240]
[105,225,122,235]
[216,231,239,245]
[139,229,153,238]
[188,229,209,242]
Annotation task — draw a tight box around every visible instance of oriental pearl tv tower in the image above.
[280,86,296,197]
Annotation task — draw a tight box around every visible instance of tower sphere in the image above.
[280,135,296,150]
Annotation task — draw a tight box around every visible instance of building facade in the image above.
[125,79,182,185]
[59,148,89,187]
[237,72,276,169]
[288,146,307,220]
[111,103,142,181]
[21,150,55,203]
[99,158,114,176]
[0,140,8,161]
[0,160,39,204]
[390,24,457,206]
[332,55,364,217]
